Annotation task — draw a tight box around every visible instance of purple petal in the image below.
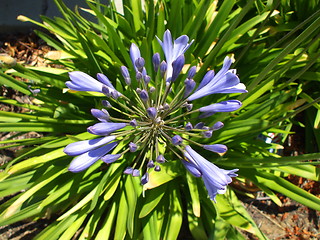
[173,35,190,58]
[67,71,103,92]
[68,142,118,172]
[216,83,247,94]
[196,70,215,91]
[87,122,126,135]
[182,156,202,177]
[97,73,115,89]
[64,136,116,156]
[161,30,173,63]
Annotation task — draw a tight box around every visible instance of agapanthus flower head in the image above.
[64,30,245,200]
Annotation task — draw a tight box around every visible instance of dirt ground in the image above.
[0,32,319,240]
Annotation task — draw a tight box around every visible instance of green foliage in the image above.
[0,0,319,239]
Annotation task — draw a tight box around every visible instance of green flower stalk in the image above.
[64,30,247,201]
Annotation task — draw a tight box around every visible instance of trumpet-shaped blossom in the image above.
[64,30,246,200]
[157,30,194,81]
[68,141,118,172]
[188,57,247,101]
[184,146,238,201]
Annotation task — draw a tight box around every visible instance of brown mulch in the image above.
[0,32,319,240]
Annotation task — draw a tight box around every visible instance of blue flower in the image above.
[157,30,193,81]
[64,30,246,198]
[188,57,247,101]
[184,145,238,201]
[66,71,121,98]
[67,141,118,172]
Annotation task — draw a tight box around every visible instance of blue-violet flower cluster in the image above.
[64,30,247,201]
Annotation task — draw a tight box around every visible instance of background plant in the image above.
[0,0,319,239]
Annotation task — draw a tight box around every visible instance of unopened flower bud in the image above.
[136,72,143,81]
[135,57,145,72]
[185,122,193,131]
[172,135,183,145]
[130,119,137,127]
[111,90,121,99]
[120,66,131,85]
[160,61,167,78]
[129,142,138,152]
[187,66,197,79]
[147,160,155,168]
[171,55,185,82]
[203,144,228,154]
[124,167,133,175]
[139,89,149,101]
[154,165,161,172]
[163,103,170,110]
[102,100,112,108]
[91,108,110,122]
[203,130,213,138]
[156,155,166,163]
[194,122,205,129]
[149,86,156,93]
[102,86,120,99]
[144,75,151,84]
[141,172,149,185]
[152,53,161,72]
[211,121,224,131]
[147,107,157,119]
[184,103,193,111]
[184,78,196,97]
[28,85,40,95]
[132,169,140,177]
